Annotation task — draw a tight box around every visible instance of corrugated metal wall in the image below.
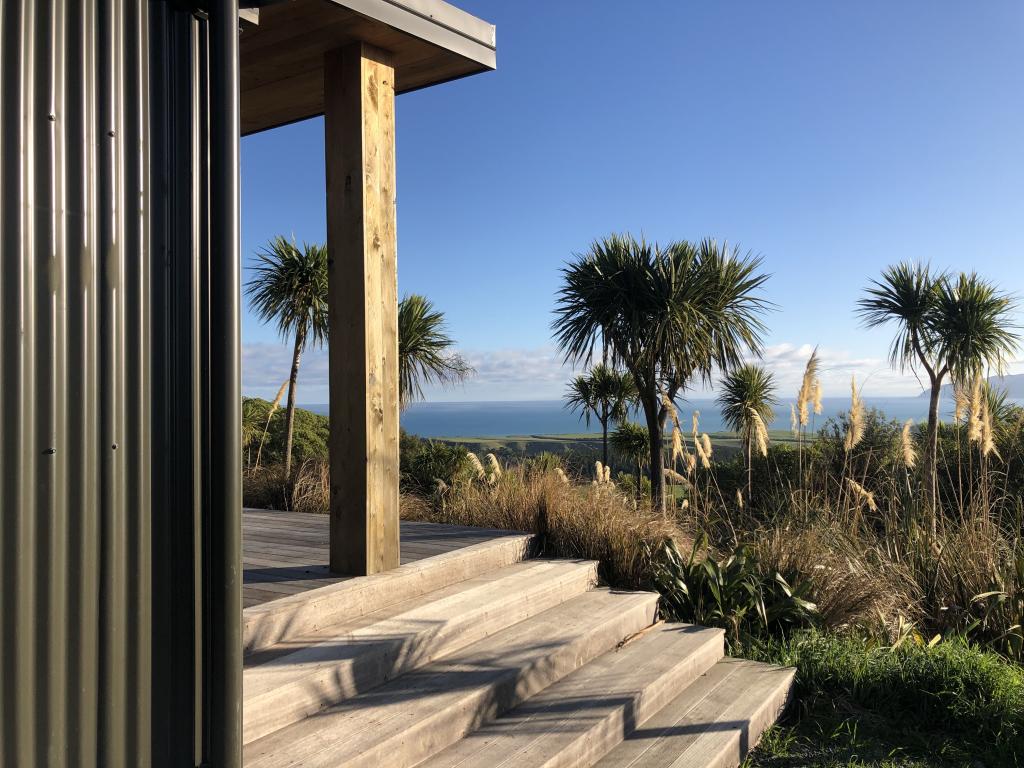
[0,1,241,766]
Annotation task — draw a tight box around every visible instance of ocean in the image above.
[301,396,1020,439]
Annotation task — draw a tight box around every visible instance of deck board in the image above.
[242,508,515,608]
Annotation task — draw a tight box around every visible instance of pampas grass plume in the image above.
[466,452,486,480]
[901,419,917,469]
[844,376,865,452]
[846,478,877,512]
[749,408,769,458]
[485,453,502,478]
[797,348,820,427]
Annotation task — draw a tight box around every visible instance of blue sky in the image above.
[241,0,1024,404]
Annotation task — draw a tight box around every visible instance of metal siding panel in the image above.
[1,2,242,766]
[208,3,243,764]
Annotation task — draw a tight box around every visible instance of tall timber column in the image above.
[324,43,400,575]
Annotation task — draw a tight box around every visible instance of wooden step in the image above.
[242,531,534,653]
[419,623,725,768]
[592,657,795,768]
[243,589,660,768]
[243,559,600,744]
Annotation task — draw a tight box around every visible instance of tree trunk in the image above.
[601,408,609,468]
[644,403,665,513]
[634,460,642,504]
[284,335,304,480]
[924,375,942,529]
[746,435,753,500]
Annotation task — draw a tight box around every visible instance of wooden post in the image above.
[324,43,400,575]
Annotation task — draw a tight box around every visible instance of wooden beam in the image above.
[325,42,399,575]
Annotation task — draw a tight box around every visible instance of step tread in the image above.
[243,588,660,768]
[243,559,599,743]
[419,623,725,768]
[593,657,795,768]
[243,532,535,654]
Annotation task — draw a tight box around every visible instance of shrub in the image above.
[243,397,329,468]
[651,536,818,648]
[400,433,470,497]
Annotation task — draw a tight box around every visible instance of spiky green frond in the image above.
[715,363,778,439]
[398,294,472,408]
[856,262,944,372]
[245,236,329,350]
[931,272,1019,387]
[552,234,770,389]
[610,421,650,467]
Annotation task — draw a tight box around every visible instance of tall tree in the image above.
[398,294,472,408]
[554,234,769,512]
[565,364,636,466]
[246,237,328,479]
[610,421,649,503]
[858,264,1018,507]
[716,364,777,497]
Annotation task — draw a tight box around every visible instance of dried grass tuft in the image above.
[402,467,689,588]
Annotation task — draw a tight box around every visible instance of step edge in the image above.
[241,561,603,744]
[242,591,660,768]
[593,658,796,768]
[416,623,725,768]
[243,532,535,653]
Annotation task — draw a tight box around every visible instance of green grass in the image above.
[740,631,1024,767]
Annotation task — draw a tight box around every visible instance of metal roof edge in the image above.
[328,0,496,70]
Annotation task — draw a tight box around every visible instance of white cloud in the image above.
[241,340,1024,404]
[241,343,577,403]
[744,343,916,397]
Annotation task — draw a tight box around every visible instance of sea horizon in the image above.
[299,394,1022,439]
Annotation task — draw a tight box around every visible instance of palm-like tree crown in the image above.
[857,263,1017,384]
[589,364,636,423]
[932,272,1019,387]
[610,422,649,468]
[553,234,769,394]
[553,233,769,510]
[246,236,329,349]
[564,374,597,428]
[398,294,472,408]
[857,262,941,372]
[565,364,635,427]
[716,364,777,441]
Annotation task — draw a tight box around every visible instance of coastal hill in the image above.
[919,373,1024,398]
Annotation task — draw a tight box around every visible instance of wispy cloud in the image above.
[241,340,1024,404]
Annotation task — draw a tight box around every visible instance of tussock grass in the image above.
[401,465,688,589]
[752,525,920,636]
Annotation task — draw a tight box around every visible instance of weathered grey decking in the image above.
[243,508,516,608]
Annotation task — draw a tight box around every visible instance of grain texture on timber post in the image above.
[324,42,400,576]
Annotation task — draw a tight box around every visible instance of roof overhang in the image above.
[239,0,496,135]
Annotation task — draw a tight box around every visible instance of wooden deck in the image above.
[243,508,516,608]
